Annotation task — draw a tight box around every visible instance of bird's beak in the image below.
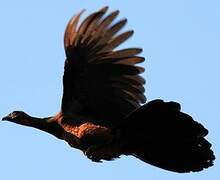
[2,115,10,121]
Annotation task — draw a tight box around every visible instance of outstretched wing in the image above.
[61,7,146,125]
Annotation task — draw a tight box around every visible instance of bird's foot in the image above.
[84,145,103,162]
[84,144,120,162]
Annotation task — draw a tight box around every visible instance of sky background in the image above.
[0,0,219,179]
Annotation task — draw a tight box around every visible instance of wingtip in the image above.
[137,48,143,54]
[71,8,86,23]
[78,9,86,17]
[99,6,109,13]
[114,9,120,15]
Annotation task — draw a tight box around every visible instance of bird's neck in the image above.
[19,115,63,139]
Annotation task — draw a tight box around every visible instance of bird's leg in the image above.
[84,143,121,162]
[84,145,103,162]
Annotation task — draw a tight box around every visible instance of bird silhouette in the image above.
[2,6,215,173]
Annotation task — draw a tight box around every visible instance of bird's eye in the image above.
[12,112,17,116]
[10,111,20,118]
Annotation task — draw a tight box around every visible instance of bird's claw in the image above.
[85,146,103,162]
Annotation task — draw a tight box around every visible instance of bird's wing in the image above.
[61,7,146,125]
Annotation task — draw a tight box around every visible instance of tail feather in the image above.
[133,137,215,172]
[123,99,215,172]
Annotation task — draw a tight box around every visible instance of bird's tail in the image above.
[133,137,215,173]
[123,100,215,172]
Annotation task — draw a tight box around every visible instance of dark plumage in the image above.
[3,6,215,173]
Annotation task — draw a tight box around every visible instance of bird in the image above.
[2,6,215,173]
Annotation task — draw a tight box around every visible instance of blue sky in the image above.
[0,0,219,179]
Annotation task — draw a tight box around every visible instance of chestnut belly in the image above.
[62,122,114,149]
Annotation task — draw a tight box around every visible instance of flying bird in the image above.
[3,6,215,173]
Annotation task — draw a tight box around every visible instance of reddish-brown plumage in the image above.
[62,122,111,140]
[53,112,120,159]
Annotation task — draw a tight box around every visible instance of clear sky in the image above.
[0,0,219,179]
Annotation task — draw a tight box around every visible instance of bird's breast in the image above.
[62,122,113,149]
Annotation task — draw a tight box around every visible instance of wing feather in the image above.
[107,18,127,36]
[64,10,85,49]
[62,7,146,125]
[101,30,134,52]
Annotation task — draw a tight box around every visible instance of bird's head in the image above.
[2,111,31,126]
[2,111,63,139]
